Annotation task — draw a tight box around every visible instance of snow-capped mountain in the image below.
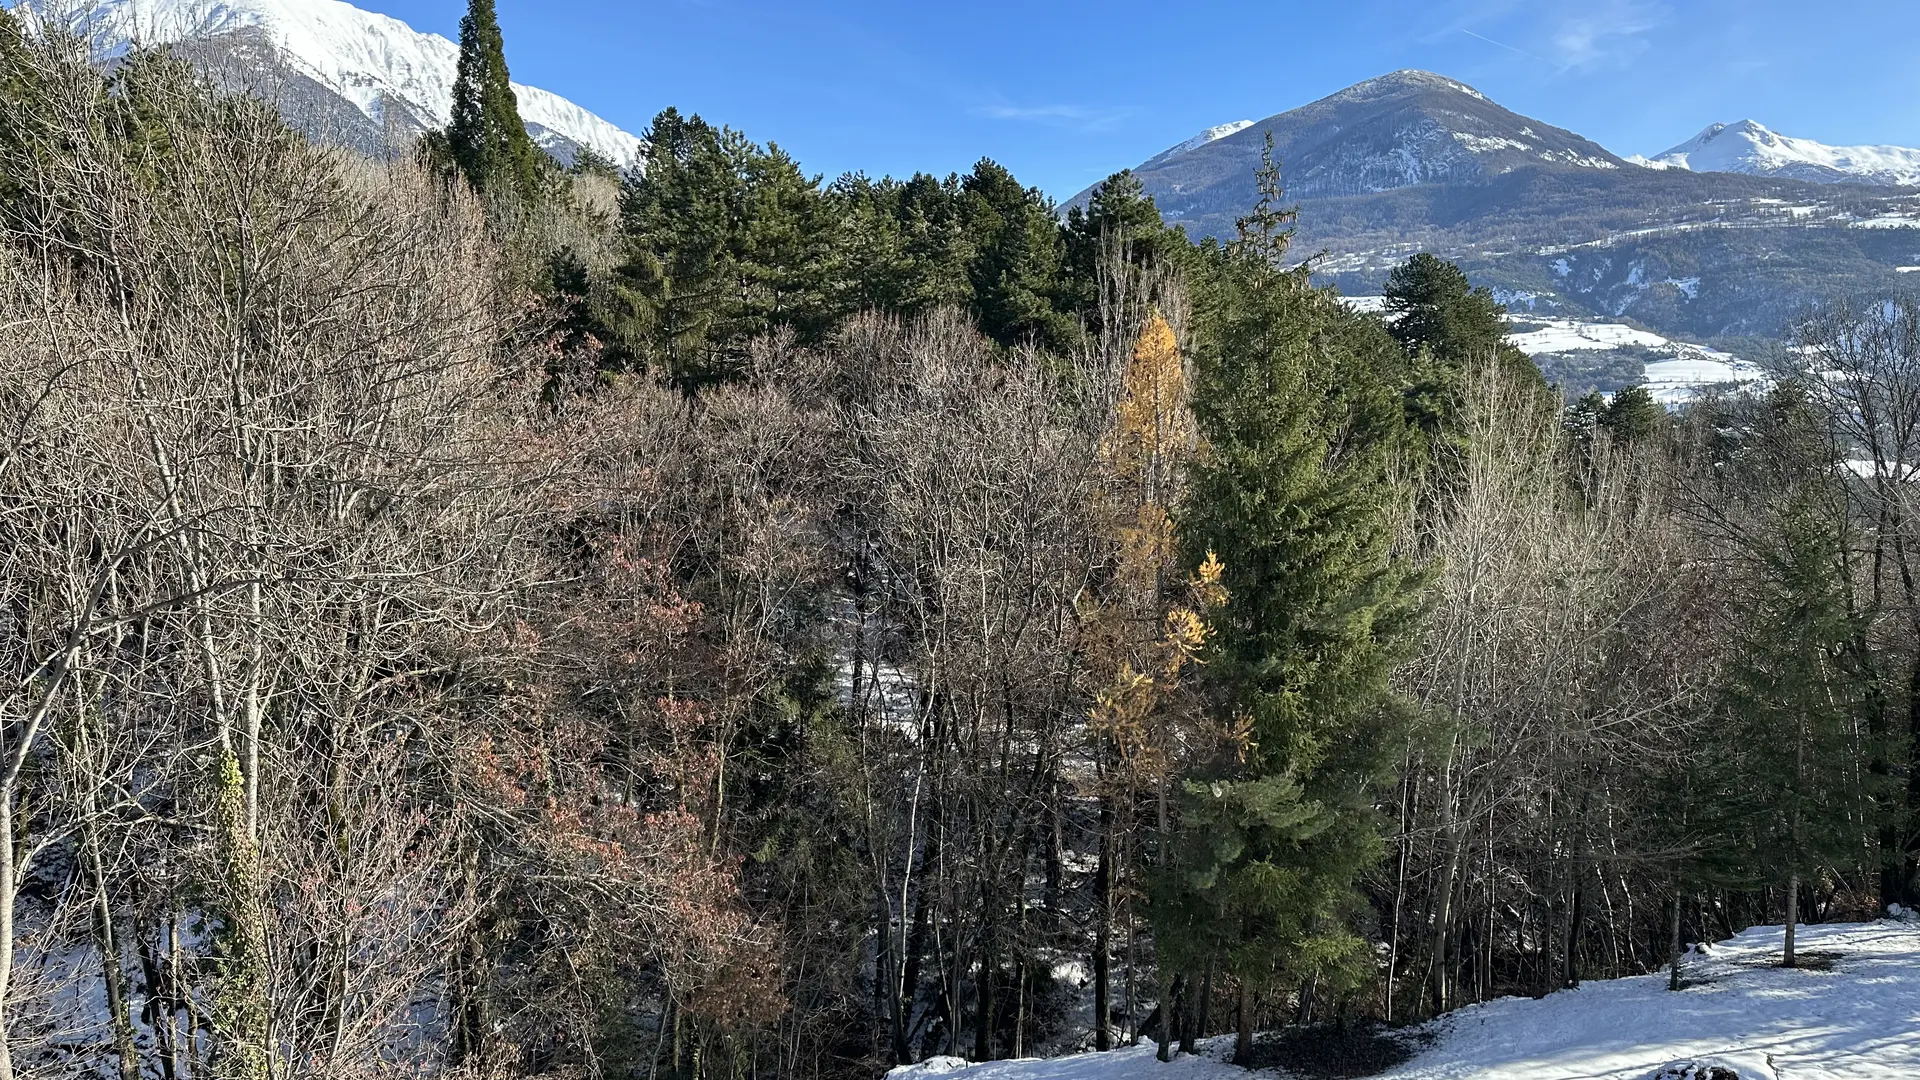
[1643,120,1920,187]
[1074,69,1627,224]
[1139,120,1254,169]
[19,0,644,167]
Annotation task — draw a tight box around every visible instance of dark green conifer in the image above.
[961,158,1078,351]
[1710,383,1888,965]
[1384,252,1544,445]
[1154,139,1422,1064]
[1600,384,1663,444]
[446,0,544,199]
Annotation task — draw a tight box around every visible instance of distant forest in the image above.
[0,5,1916,1080]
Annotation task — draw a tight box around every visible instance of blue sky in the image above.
[369,0,1920,200]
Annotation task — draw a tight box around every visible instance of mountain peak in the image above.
[1332,69,1489,103]
[1073,67,1624,228]
[20,0,645,167]
[1652,119,1920,186]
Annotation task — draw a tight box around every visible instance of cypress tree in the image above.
[446,0,544,199]
[1154,142,1422,1063]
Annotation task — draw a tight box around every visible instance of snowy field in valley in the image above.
[1342,296,1768,405]
[887,917,1920,1080]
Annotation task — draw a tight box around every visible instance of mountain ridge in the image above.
[18,0,646,167]
[1077,69,1920,343]
[1644,119,1920,187]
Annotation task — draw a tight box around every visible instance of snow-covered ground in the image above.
[1340,298,1769,405]
[1506,318,1671,354]
[888,917,1920,1080]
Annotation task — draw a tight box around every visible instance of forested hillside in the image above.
[0,7,1916,1080]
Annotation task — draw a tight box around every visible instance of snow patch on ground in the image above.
[1506,318,1669,354]
[1338,302,1766,407]
[886,918,1920,1080]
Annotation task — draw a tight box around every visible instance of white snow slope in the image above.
[1647,120,1920,188]
[1142,120,1256,167]
[889,917,1920,1080]
[20,0,645,166]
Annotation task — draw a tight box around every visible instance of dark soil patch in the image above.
[1241,1021,1432,1079]
[1784,949,1843,971]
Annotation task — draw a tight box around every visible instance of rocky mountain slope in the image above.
[1105,70,1627,229]
[19,0,645,167]
[1081,71,1920,342]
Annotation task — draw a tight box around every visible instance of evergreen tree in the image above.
[1154,140,1422,1064]
[961,158,1078,351]
[607,108,748,383]
[737,142,842,342]
[834,171,976,317]
[608,110,846,385]
[1600,384,1663,444]
[1719,496,1875,965]
[1383,252,1544,444]
[1710,383,1888,966]
[446,0,544,200]
[1064,170,1187,317]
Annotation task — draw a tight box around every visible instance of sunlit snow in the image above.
[20,0,646,167]
[887,917,1920,1080]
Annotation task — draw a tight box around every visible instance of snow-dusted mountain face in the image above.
[1139,120,1254,169]
[1075,70,1626,222]
[18,0,644,167]
[1077,69,1920,345]
[1642,119,1920,187]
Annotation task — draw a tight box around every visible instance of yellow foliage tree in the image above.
[1082,313,1214,1051]
[1104,310,1198,605]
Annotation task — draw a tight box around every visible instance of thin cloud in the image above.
[1439,0,1670,74]
[1549,0,1669,70]
[1459,28,1562,70]
[972,101,1135,133]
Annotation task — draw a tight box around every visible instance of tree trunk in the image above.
[1667,884,1684,991]
[0,798,16,1080]
[1783,875,1799,968]
[1156,974,1181,1062]
[1193,966,1212,1052]
[1232,982,1253,1066]
[1093,797,1112,1052]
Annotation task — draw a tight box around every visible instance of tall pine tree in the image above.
[1712,384,1886,966]
[446,0,544,200]
[1154,141,1423,1063]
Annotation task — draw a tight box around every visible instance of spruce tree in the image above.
[1383,252,1544,445]
[1600,385,1663,444]
[1720,497,1873,965]
[1154,141,1422,1063]
[446,0,543,200]
[1713,384,1887,966]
